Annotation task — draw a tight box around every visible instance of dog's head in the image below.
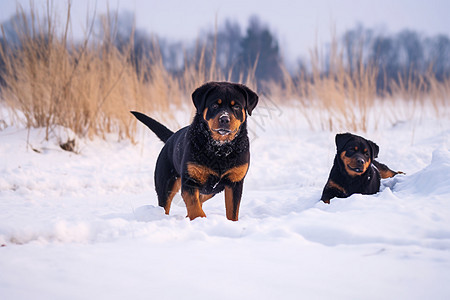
[335,133,379,177]
[192,82,258,143]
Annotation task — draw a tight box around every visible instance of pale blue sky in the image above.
[1,0,449,61]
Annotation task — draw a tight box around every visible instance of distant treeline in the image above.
[1,11,449,92]
[337,25,450,92]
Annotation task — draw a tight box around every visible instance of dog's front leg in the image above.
[181,187,206,220]
[225,182,243,221]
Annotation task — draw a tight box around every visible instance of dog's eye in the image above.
[232,105,241,111]
[364,152,370,157]
[211,104,219,110]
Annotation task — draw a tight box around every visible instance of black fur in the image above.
[321,133,401,203]
[130,111,173,143]
[132,81,258,220]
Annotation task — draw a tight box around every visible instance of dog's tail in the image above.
[131,111,174,143]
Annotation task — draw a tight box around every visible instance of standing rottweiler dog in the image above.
[321,133,403,203]
[131,82,258,220]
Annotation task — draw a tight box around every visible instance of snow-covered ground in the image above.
[1,103,450,299]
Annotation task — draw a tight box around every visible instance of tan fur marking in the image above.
[164,178,181,214]
[203,108,243,143]
[231,100,235,106]
[182,190,206,220]
[218,99,222,104]
[209,126,230,142]
[223,163,249,182]
[187,163,248,185]
[363,160,371,173]
[379,169,398,179]
[225,186,239,221]
[340,151,371,177]
[200,194,214,204]
[227,115,242,140]
[187,163,218,185]
[327,180,346,194]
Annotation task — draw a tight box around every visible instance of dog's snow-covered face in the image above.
[203,96,246,143]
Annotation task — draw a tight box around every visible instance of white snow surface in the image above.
[1,106,450,299]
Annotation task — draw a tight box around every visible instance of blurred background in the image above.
[0,0,449,141]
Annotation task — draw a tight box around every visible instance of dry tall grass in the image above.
[271,45,371,131]
[0,3,448,144]
[272,33,450,132]
[0,3,240,143]
[0,4,142,141]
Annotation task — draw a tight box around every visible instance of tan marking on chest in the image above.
[187,163,218,185]
[223,163,249,183]
[187,162,249,185]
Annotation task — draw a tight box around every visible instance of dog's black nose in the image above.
[219,115,230,125]
[356,158,365,166]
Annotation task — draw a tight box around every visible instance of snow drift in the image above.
[1,111,449,299]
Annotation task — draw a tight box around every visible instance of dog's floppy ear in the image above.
[335,133,353,152]
[192,82,216,113]
[367,140,379,159]
[236,84,258,116]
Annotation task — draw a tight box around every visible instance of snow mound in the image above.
[1,117,450,300]
[392,148,450,196]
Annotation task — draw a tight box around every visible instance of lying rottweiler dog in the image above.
[131,82,258,220]
[321,133,403,203]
